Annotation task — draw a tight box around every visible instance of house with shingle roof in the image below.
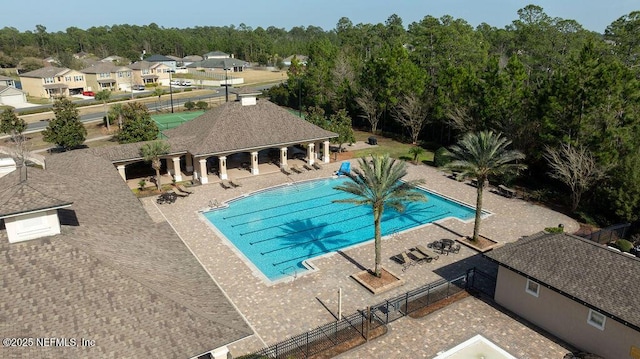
[81,62,133,92]
[485,231,640,359]
[128,60,171,86]
[0,85,27,107]
[146,54,177,71]
[204,50,230,59]
[19,66,88,98]
[89,90,337,184]
[0,152,253,358]
[186,58,248,73]
[0,75,16,87]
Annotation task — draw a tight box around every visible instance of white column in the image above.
[280,147,288,168]
[218,156,228,180]
[166,157,175,175]
[250,151,259,175]
[185,155,193,172]
[117,164,126,181]
[323,141,330,163]
[199,159,208,184]
[172,157,182,182]
[307,143,315,165]
[315,141,320,160]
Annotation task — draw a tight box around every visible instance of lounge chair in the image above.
[407,249,431,264]
[392,252,416,271]
[169,189,188,198]
[416,245,440,261]
[312,162,323,170]
[450,243,461,254]
[291,165,303,174]
[174,184,193,195]
[281,167,292,175]
[498,184,517,198]
[229,179,242,188]
[336,162,351,176]
[303,164,314,171]
[220,180,233,189]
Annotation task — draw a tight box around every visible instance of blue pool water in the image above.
[203,177,475,282]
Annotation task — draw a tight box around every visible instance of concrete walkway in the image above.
[142,160,578,357]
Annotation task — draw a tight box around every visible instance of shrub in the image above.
[138,179,147,191]
[544,226,564,233]
[433,147,451,168]
[614,239,634,252]
[195,101,208,110]
[184,101,195,110]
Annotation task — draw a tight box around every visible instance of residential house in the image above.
[19,67,87,98]
[81,62,133,92]
[128,60,171,86]
[283,54,308,66]
[183,55,203,67]
[186,58,247,72]
[0,151,254,358]
[101,55,129,64]
[203,50,230,59]
[145,54,177,71]
[0,86,28,107]
[0,75,16,87]
[486,232,640,359]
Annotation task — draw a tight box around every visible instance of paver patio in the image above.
[140,159,579,357]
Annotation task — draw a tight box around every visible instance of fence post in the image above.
[405,292,409,316]
[365,306,370,341]
[306,331,309,357]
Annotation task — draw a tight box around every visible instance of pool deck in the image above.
[140,159,578,356]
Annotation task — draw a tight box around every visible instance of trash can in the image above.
[368,136,377,145]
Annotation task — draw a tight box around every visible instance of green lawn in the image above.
[352,130,435,164]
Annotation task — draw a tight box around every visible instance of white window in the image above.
[525,279,539,297]
[44,77,54,84]
[64,76,71,82]
[587,309,606,330]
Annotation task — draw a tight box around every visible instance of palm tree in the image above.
[408,146,424,165]
[152,86,164,110]
[443,131,526,241]
[140,140,170,191]
[333,155,426,277]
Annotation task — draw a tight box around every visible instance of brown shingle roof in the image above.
[19,66,69,78]
[485,232,640,330]
[0,171,72,218]
[163,99,337,156]
[0,151,253,357]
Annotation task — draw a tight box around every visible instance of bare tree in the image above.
[0,108,29,167]
[392,93,430,144]
[355,88,382,134]
[544,144,612,211]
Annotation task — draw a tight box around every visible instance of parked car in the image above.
[180,80,192,86]
[82,91,95,97]
[170,80,181,86]
[132,84,146,91]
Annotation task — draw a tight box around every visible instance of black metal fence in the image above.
[242,268,495,359]
[580,223,631,244]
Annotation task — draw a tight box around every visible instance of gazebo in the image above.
[91,89,337,185]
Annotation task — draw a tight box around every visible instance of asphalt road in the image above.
[23,83,277,132]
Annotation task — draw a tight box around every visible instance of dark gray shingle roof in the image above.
[163,99,337,156]
[0,151,253,357]
[19,67,69,78]
[486,232,640,329]
[146,54,175,62]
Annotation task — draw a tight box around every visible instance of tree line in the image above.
[1,5,639,225]
[267,5,640,226]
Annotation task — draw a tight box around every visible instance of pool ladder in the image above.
[281,266,298,281]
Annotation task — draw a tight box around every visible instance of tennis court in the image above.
[152,111,205,130]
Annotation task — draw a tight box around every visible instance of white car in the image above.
[180,80,192,87]
[170,80,181,86]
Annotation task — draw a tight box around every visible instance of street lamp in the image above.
[168,69,174,113]
[224,66,229,102]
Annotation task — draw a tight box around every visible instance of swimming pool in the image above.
[203,177,477,282]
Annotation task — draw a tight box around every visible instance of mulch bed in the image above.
[407,290,470,318]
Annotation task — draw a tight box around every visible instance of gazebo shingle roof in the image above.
[0,152,253,357]
[163,99,337,156]
[485,231,640,330]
